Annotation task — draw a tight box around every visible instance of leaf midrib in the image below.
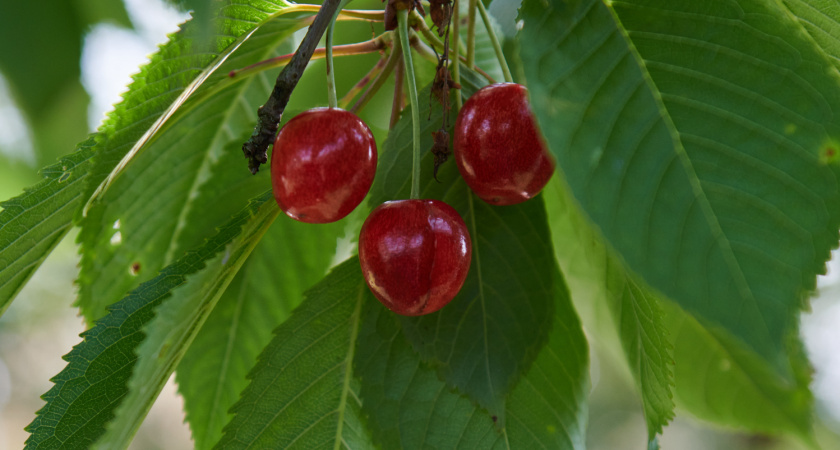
[466,192,495,406]
[332,285,364,450]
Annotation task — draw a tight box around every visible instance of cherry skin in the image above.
[454,83,555,205]
[271,107,377,223]
[359,199,472,316]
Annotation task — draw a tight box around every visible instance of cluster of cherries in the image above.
[271,83,554,316]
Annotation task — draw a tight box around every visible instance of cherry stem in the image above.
[390,52,405,129]
[229,36,387,79]
[350,38,400,113]
[326,1,348,109]
[397,9,421,200]
[466,0,477,69]
[241,0,344,174]
[476,1,512,83]
[452,0,462,109]
[411,38,496,84]
[339,54,388,109]
[410,10,465,56]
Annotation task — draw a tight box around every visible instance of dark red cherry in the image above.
[359,199,472,316]
[271,107,377,223]
[454,83,554,205]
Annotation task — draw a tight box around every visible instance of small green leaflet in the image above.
[543,177,675,439]
[355,271,589,449]
[518,0,840,374]
[177,209,348,449]
[25,192,275,449]
[215,258,373,449]
[369,79,556,422]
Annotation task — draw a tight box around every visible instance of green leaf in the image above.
[0,139,94,318]
[355,302,502,449]
[354,271,589,449]
[177,209,348,449]
[94,192,279,448]
[504,269,589,449]
[77,4,311,323]
[518,0,840,370]
[24,193,273,449]
[215,258,373,449]
[369,79,557,422]
[543,177,675,438]
[665,301,814,441]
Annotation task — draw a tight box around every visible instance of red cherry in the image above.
[454,83,554,205]
[359,199,472,316]
[271,107,377,223]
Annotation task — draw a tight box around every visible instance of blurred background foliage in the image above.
[1,0,840,449]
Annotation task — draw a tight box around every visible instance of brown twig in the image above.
[241,0,343,174]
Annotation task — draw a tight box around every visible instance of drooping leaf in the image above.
[354,271,588,449]
[544,177,674,438]
[0,1,247,318]
[518,0,840,372]
[0,139,94,318]
[177,196,348,449]
[94,192,279,448]
[77,3,312,323]
[24,193,273,449]
[0,0,291,320]
[215,258,373,449]
[369,77,556,422]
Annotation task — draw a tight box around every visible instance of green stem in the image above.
[476,1,512,83]
[325,5,342,108]
[466,0,477,68]
[390,52,405,129]
[398,9,421,200]
[339,54,388,109]
[410,10,465,55]
[452,0,462,109]
[349,39,400,113]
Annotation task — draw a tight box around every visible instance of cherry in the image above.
[359,199,472,316]
[271,107,377,223]
[453,83,554,205]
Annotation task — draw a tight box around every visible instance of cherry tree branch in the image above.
[242,0,343,174]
